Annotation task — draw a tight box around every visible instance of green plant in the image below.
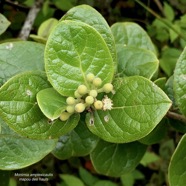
[1,4,186,186]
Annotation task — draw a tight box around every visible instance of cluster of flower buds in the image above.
[60,73,114,121]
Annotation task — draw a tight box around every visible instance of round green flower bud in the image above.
[74,90,82,98]
[94,100,103,110]
[85,96,94,104]
[66,97,76,105]
[89,90,98,98]
[86,73,95,82]
[75,103,86,113]
[60,112,71,121]
[66,105,75,114]
[93,77,102,87]
[77,85,88,95]
[103,83,113,93]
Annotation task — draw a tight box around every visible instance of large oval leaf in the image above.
[0,41,45,86]
[86,76,172,143]
[37,88,67,120]
[111,22,156,54]
[61,4,117,65]
[116,45,158,79]
[0,118,57,170]
[168,134,186,186]
[90,140,147,177]
[0,135,57,170]
[173,47,186,116]
[52,120,98,160]
[45,20,114,96]
[0,71,79,139]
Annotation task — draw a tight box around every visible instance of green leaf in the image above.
[37,88,67,120]
[120,170,144,186]
[174,47,186,116]
[54,0,74,11]
[140,151,160,166]
[111,22,156,54]
[94,180,117,186]
[154,77,167,90]
[133,169,144,179]
[160,47,181,77]
[139,119,167,145]
[52,120,98,160]
[79,167,99,186]
[0,136,57,170]
[120,173,134,186]
[169,24,180,42]
[0,117,16,135]
[0,41,45,86]
[165,76,176,107]
[8,178,16,186]
[61,4,117,65]
[60,174,84,186]
[0,118,57,170]
[151,19,169,42]
[90,140,147,177]
[86,76,172,143]
[163,2,175,21]
[45,20,114,96]
[29,35,47,44]
[0,14,11,35]
[30,18,58,43]
[116,45,158,79]
[38,18,58,38]
[168,134,186,186]
[0,71,79,139]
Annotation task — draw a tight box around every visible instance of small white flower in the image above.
[102,95,113,111]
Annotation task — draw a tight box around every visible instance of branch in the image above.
[18,0,44,40]
[166,111,186,123]
[5,0,29,10]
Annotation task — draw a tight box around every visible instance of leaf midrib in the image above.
[112,101,171,109]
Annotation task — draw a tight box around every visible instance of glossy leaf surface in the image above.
[168,134,186,186]
[45,20,114,96]
[0,41,45,86]
[116,45,158,79]
[0,136,57,170]
[90,140,147,177]
[0,72,79,139]
[111,22,156,54]
[0,119,57,170]
[37,88,67,120]
[86,76,172,143]
[174,47,186,116]
[52,120,98,160]
[61,4,117,64]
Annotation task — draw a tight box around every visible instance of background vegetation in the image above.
[1,0,186,185]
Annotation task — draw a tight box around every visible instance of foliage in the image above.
[1,1,186,186]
